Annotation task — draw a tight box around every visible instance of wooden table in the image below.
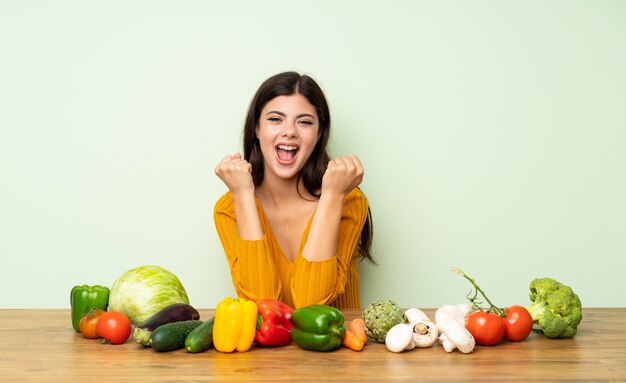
[1,308,625,382]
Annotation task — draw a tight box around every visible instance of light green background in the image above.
[1,1,625,309]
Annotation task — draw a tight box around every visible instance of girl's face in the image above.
[256,94,320,182]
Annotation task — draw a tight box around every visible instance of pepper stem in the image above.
[256,314,263,331]
[452,267,506,317]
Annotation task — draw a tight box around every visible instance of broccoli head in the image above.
[528,277,582,338]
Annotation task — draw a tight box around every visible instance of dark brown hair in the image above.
[243,71,374,263]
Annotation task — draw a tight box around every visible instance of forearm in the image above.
[291,255,340,308]
[232,191,264,240]
[214,193,280,301]
[291,189,368,308]
[301,193,345,262]
[233,237,282,302]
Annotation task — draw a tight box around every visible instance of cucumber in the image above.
[185,317,215,353]
[149,320,202,352]
[134,303,200,346]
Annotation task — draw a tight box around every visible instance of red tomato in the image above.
[503,305,533,342]
[79,309,105,339]
[466,311,505,346]
[96,311,132,344]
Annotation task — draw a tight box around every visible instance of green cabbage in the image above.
[109,265,190,325]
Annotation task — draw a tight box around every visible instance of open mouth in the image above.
[276,144,298,164]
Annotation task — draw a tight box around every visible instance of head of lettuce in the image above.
[108,265,190,325]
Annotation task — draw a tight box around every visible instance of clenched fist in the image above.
[215,153,255,195]
[321,156,364,198]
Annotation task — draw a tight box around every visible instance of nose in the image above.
[281,121,298,138]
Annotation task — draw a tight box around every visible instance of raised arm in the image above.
[301,156,364,262]
[292,156,367,307]
[214,153,263,240]
[214,154,281,301]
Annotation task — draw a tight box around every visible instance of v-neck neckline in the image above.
[255,196,316,264]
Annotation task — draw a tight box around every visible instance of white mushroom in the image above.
[455,303,473,318]
[404,308,438,348]
[385,323,416,353]
[435,304,475,354]
[404,308,430,323]
[412,320,438,347]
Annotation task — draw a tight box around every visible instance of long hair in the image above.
[242,71,374,263]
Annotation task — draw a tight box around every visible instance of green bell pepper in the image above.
[290,304,346,351]
[70,285,110,332]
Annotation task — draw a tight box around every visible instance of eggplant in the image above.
[133,303,200,346]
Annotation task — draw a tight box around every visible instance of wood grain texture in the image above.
[0,308,624,382]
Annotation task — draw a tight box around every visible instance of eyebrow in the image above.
[265,111,317,119]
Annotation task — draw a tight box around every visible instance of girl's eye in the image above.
[268,117,281,122]
[299,120,313,126]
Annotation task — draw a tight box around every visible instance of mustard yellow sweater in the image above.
[214,188,368,309]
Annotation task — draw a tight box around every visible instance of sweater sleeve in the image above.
[213,192,282,302]
[290,189,368,308]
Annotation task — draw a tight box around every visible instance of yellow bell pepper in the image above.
[213,297,258,353]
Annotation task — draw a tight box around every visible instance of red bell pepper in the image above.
[255,299,294,346]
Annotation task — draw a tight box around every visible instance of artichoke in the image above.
[362,299,405,343]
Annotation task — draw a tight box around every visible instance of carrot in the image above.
[342,318,367,351]
[349,318,367,344]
